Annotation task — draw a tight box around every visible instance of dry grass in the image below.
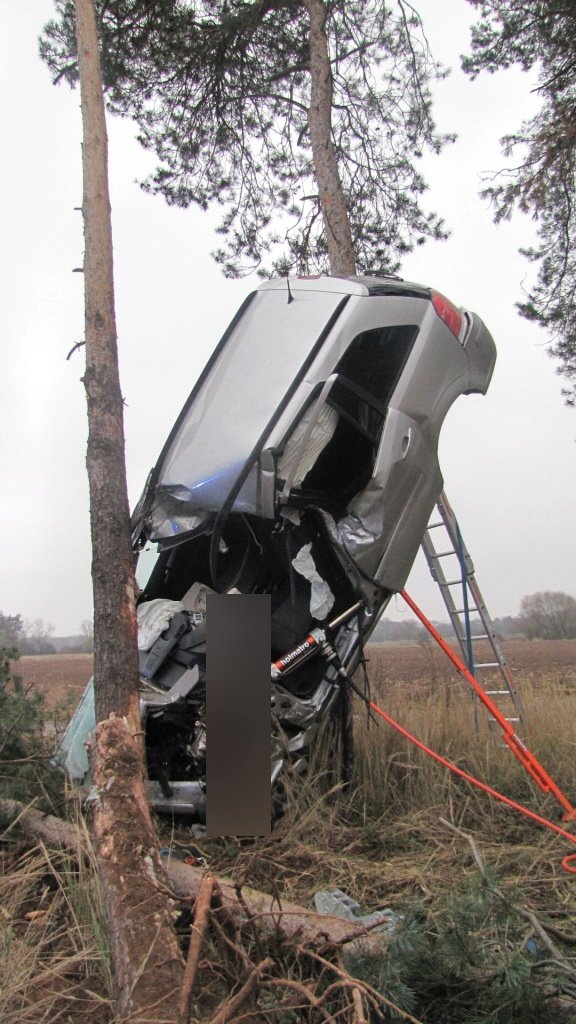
[199,641,576,948]
[4,639,576,1021]
[0,817,112,1024]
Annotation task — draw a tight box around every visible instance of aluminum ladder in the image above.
[420,491,525,733]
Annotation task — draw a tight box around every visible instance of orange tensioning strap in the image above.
[363,694,576,874]
[400,589,576,822]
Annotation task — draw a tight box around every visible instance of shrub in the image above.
[0,647,63,807]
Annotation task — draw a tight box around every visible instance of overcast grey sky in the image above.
[1,0,574,634]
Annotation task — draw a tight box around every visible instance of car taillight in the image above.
[431,291,464,340]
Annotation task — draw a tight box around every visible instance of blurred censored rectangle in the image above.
[206,594,271,836]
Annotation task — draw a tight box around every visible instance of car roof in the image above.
[257,274,432,300]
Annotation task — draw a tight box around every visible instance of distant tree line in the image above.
[370,591,576,643]
[369,615,522,644]
[2,595,575,652]
[0,612,93,654]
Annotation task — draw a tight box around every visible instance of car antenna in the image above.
[286,276,294,304]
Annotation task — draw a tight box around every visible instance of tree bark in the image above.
[89,716,185,1022]
[303,0,356,275]
[74,1,185,1018]
[76,0,140,726]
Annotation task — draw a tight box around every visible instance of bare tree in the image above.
[23,618,56,655]
[74,0,184,1018]
[80,617,94,652]
[519,591,576,640]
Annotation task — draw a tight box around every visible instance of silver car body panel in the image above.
[135,275,495,605]
[60,275,496,816]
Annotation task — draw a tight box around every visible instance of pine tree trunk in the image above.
[76,0,139,729]
[303,0,356,275]
[74,1,185,1018]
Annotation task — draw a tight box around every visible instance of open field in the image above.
[16,653,93,710]
[366,636,576,692]
[4,638,576,1023]
[15,636,576,707]
[15,637,576,901]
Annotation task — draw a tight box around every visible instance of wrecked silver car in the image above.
[61,274,496,819]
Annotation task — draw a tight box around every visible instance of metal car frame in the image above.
[61,274,497,820]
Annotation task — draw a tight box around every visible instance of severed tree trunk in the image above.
[74,0,184,1019]
[303,0,356,275]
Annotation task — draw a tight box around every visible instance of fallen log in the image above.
[0,797,84,850]
[165,855,386,949]
[0,795,387,951]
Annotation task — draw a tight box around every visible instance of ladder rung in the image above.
[423,494,525,737]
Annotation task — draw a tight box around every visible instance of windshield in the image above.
[150,287,345,539]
